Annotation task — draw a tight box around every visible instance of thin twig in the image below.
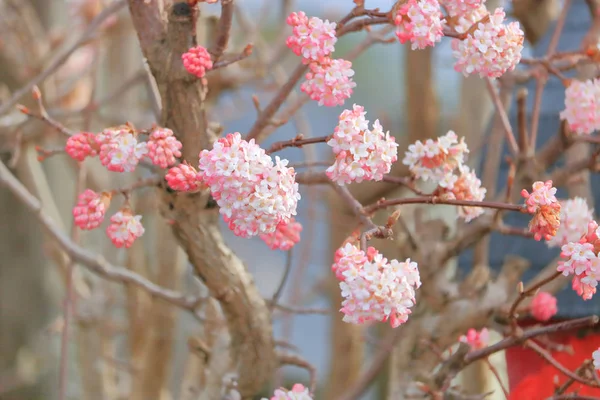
[270,249,293,308]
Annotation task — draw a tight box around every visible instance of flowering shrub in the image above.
[8,0,600,398]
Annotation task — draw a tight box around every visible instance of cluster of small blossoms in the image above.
[326,104,398,184]
[182,46,213,79]
[440,0,484,17]
[72,190,145,248]
[558,220,600,300]
[167,133,301,238]
[332,243,421,328]
[65,125,183,172]
[594,348,600,370]
[394,0,444,50]
[547,197,594,248]
[459,328,489,350]
[436,165,486,222]
[106,210,145,248]
[259,218,302,251]
[403,131,485,221]
[450,7,524,78]
[560,78,600,135]
[261,384,313,400]
[529,291,558,322]
[521,181,561,241]
[286,11,355,106]
[300,59,356,107]
[286,11,337,64]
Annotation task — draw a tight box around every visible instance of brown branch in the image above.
[277,352,318,393]
[266,134,330,154]
[210,0,234,62]
[508,271,562,330]
[0,159,202,310]
[0,0,127,117]
[485,77,519,155]
[365,196,525,214]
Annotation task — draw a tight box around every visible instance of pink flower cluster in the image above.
[440,0,484,17]
[547,197,593,248]
[451,8,524,78]
[521,181,561,241]
[560,78,600,135]
[326,104,398,184]
[106,210,145,248]
[394,0,444,50]
[301,59,356,107]
[459,328,489,350]
[261,384,312,400]
[403,131,486,221]
[286,11,355,106]
[558,220,600,300]
[259,218,302,251]
[72,190,145,248]
[167,133,301,238]
[530,291,558,322]
[332,243,421,328]
[182,46,213,79]
[286,11,337,64]
[65,125,183,172]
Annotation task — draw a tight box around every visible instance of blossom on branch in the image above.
[530,291,558,322]
[66,132,98,161]
[394,0,444,50]
[326,104,398,184]
[146,127,183,168]
[197,133,300,238]
[300,58,356,107]
[97,126,148,173]
[165,162,203,192]
[262,383,313,400]
[332,243,421,328]
[521,181,561,241]
[560,78,600,135]
[106,209,145,248]
[73,189,112,230]
[286,11,337,64]
[558,220,600,300]
[459,328,489,350]
[259,218,302,251]
[436,165,486,222]
[547,197,594,248]
[440,0,484,18]
[451,8,524,78]
[182,46,213,79]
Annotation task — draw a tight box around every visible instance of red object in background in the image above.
[505,319,600,400]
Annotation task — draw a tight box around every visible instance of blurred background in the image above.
[1,0,597,399]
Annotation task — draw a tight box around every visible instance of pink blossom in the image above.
[197,132,300,238]
[326,105,398,184]
[530,291,558,322]
[286,11,337,64]
[262,383,313,400]
[547,197,594,248]
[146,126,183,168]
[72,189,111,230]
[65,132,99,162]
[560,78,600,135]
[182,46,213,78]
[394,0,444,50]
[260,218,302,251]
[440,0,484,17]
[451,8,524,78]
[558,220,600,300]
[166,163,203,192]
[106,209,145,248]
[97,126,147,173]
[300,59,356,107]
[332,243,421,328]
[460,328,489,350]
[521,181,561,241]
[436,165,486,222]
